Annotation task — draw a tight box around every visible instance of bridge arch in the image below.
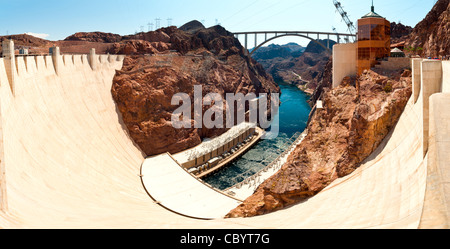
[249,33,332,56]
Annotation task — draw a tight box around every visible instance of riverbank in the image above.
[227,68,413,218]
[203,82,312,190]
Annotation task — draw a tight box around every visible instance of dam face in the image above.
[0,40,449,228]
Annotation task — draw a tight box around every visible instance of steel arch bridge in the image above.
[233,31,356,55]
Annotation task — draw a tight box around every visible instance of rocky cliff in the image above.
[390,22,413,44]
[308,58,333,107]
[253,40,334,94]
[111,24,280,156]
[226,68,412,217]
[406,0,450,57]
[64,32,123,43]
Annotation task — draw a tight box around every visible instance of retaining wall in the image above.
[332,43,357,88]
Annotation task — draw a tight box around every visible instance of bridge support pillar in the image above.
[327,35,330,49]
[245,34,248,51]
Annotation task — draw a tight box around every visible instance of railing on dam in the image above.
[1,40,125,96]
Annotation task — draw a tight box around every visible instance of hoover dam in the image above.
[0,36,449,228]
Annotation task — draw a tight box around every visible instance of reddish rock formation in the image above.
[123,29,172,44]
[308,58,333,107]
[406,0,450,57]
[111,25,279,157]
[179,20,206,33]
[0,34,52,47]
[0,34,54,55]
[107,40,161,55]
[253,40,333,94]
[226,69,412,218]
[64,32,122,43]
[390,22,413,44]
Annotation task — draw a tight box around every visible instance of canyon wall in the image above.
[227,68,412,217]
[406,0,450,57]
[252,40,334,94]
[111,25,280,156]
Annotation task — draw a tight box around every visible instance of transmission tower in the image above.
[155,18,161,30]
[333,0,356,41]
[167,18,173,27]
[148,22,154,32]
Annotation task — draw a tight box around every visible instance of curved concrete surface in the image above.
[0,52,447,228]
[141,153,242,219]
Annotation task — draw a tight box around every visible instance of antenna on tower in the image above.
[333,0,356,41]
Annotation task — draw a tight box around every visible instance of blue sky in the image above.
[0,0,437,46]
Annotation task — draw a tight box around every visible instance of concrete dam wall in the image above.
[0,42,449,228]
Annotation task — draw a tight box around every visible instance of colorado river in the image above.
[203,82,312,190]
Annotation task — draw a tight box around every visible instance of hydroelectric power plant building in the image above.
[0,4,450,228]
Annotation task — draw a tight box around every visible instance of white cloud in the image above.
[25,32,50,40]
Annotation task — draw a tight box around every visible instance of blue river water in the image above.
[203,82,312,190]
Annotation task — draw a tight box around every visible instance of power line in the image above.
[228,0,284,30]
[222,0,260,23]
[239,0,313,31]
